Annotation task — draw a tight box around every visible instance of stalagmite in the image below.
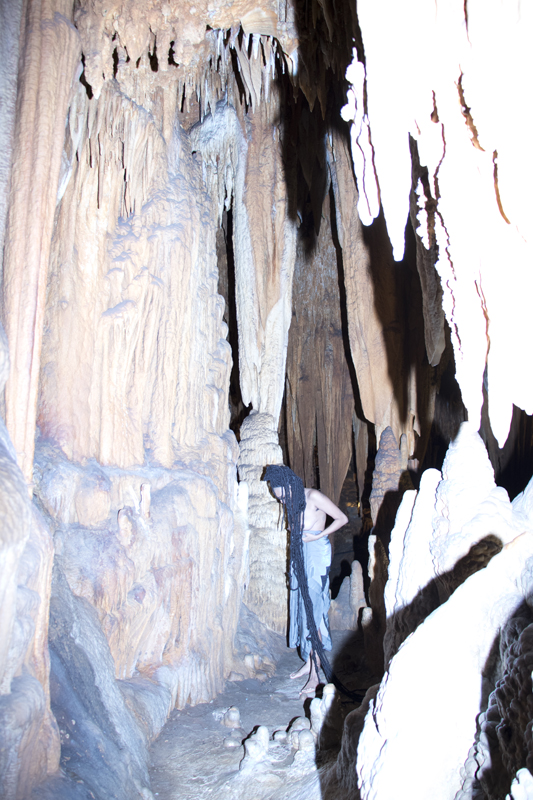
[237,412,286,632]
[358,530,533,800]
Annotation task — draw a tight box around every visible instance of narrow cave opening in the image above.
[216,207,250,441]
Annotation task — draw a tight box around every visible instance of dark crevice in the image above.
[79,53,93,99]
[168,41,179,66]
[217,208,250,441]
[149,42,159,72]
[229,46,249,113]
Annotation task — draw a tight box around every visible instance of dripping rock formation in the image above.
[0,0,532,798]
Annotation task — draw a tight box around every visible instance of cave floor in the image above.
[149,627,371,800]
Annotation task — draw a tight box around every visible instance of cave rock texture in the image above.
[0,0,533,798]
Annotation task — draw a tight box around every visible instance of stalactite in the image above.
[327,130,403,450]
[353,0,533,448]
[285,191,354,505]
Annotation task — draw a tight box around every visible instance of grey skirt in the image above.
[289,532,332,661]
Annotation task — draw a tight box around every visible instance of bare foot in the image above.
[299,678,319,697]
[290,659,310,680]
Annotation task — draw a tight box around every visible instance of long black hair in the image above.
[262,465,334,681]
[263,464,363,702]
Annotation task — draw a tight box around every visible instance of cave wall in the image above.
[285,187,354,506]
[0,0,532,798]
[0,2,251,797]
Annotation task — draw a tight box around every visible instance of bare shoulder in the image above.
[306,488,327,507]
[306,488,347,519]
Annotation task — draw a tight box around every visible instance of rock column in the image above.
[2,0,80,482]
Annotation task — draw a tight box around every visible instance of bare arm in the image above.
[302,489,348,542]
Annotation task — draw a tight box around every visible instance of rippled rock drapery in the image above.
[2,0,81,483]
[285,190,354,506]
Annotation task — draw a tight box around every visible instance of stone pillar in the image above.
[2,0,80,482]
[237,412,288,632]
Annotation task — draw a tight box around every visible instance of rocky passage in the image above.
[149,631,373,800]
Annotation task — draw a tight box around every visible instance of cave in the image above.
[1,1,533,799]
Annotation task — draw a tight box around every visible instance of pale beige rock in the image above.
[237,412,287,633]
[240,724,270,771]
[309,684,343,751]
[39,90,231,470]
[237,93,297,420]
[1,1,532,798]
[0,0,23,285]
[369,427,410,532]
[191,94,296,638]
[191,94,297,422]
[222,706,242,728]
[46,459,244,704]
[2,0,80,483]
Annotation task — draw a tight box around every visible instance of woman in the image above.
[263,465,348,695]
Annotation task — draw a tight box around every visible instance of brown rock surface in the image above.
[285,190,354,505]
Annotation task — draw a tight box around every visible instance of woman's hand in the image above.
[302,531,326,543]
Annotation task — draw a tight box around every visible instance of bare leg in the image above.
[299,651,321,696]
[299,629,323,696]
[290,657,311,680]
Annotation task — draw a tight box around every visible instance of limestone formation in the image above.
[506,769,533,800]
[0,0,23,284]
[348,0,533,448]
[222,706,242,728]
[48,565,152,800]
[239,724,270,772]
[355,427,533,800]
[383,421,526,666]
[0,329,59,799]
[329,560,366,631]
[328,133,434,458]
[285,190,354,504]
[357,531,533,800]
[309,684,343,751]
[3,0,81,483]
[237,412,287,632]
[0,0,533,798]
